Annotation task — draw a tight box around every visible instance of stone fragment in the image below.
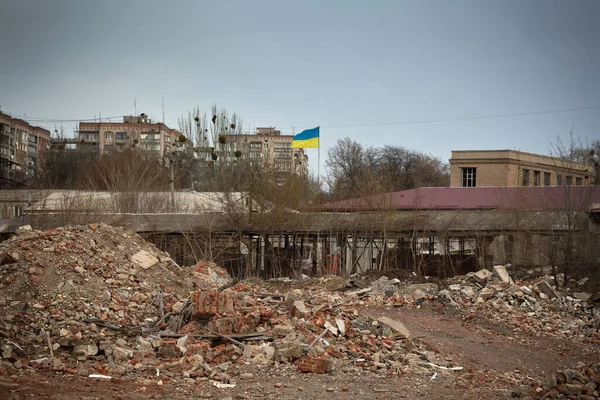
[293,300,309,317]
[131,250,159,270]
[520,286,533,296]
[112,346,133,361]
[479,287,496,300]
[438,289,458,306]
[461,286,475,298]
[413,289,427,302]
[0,252,18,265]
[171,301,185,314]
[335,318,346,336]
[473,269,493,283]
[275,341,303,360]
[158,343,183,359]
[562,383,582,395]
[535,280,558,300]
[573,292,591,302]
[377,316,410,339]
[73,342,99,357]
[492,265,513,284]
[273,325,294,337]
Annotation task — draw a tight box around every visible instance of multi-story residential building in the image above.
[199,126,309,176]
[449,150,594,188]
[77,114,181,157]
[0,112,51,185]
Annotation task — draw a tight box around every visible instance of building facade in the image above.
[449,150,594,188]
[198,126,309,176]
[77,114,181,157]
[0,112,51,186]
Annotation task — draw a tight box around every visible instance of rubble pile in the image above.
[0,224,195,375]
[178,281,455,379]
[344,265,599,341]
[0,224,452,385]
[537,362,600,399]
[446,266,600,340]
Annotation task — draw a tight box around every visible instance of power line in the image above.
[17,115,125,123]
[292,105,600,130]
[10,104,600,129]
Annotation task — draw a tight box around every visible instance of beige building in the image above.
[0,112,51,185]
[77,114,181,157]
[199,126,309,176]
[449,150,594,188]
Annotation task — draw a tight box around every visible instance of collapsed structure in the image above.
[0,223,598,398]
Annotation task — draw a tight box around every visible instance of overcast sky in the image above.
[1,0,599,174]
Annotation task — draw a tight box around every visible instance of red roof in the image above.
[318,186,600,212]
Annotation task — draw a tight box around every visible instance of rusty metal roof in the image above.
[318,186,600,212]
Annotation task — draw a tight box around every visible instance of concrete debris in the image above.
[0,223,450,383]
[478,287,496,300]
[397,283,439,297]
[573,292,591,302]
[370,276,402,293]
[376,316,411,339]
[534,280,558,300]
[538,363,600,398]
[131,250,159,270]
[473,268,493,283]
[1,223,596,388]
[437,289,458,306]
[492,265,513,285]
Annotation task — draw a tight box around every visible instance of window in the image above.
[576,177,582,185]
[105,133,113,140]
[461,167,476,187]
[543,172,551,186]
[566,176,573,185]
[13,206,23,217]
[522,169,530,186]
[557,175,563,185]
[533,170,540,186]
[263,143,269,149]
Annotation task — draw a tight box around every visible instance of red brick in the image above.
[297,356,333,374]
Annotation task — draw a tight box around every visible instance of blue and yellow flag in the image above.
[292,127,319,148]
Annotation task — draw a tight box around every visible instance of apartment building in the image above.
[198,126,309,176]
[77,114,181,157]
[0,112,51,185]
[449,150,594,188]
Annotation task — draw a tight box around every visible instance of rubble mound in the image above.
[0,224,193,363]
[0,224,448,384]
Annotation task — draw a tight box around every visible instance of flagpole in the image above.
[317,126,320,188]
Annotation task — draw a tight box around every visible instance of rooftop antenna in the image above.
[162,97,165,124]
[134,98,137,115]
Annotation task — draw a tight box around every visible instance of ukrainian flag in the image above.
[292,127,319,148]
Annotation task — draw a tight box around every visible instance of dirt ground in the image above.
[2,301,597,400]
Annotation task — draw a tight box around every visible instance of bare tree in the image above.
[325,138,450,201]
[547,133,599,286]
[77,149,172,213]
